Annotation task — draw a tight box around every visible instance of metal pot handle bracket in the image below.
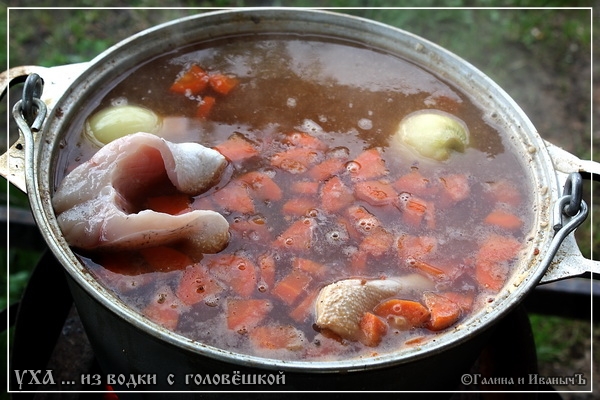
[2,71,599,285]
[539,142,600,284]
[1,64,89,193]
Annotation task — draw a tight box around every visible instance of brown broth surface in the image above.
[61,36,533,361]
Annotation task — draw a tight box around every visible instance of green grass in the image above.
[3,3,597,394]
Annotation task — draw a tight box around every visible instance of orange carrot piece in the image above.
[484,210,523,230]
[213,181,255,214]
[239,171,283,202]
[271,147,322,174]
[346,205,380,235]
[354,180,397,207]
[282,131,328,150]
[208,73,238,95]
[249,325,306,351]
[359,312,388,347]
[402,197,429,227]
[439,174,470,203]
[282,197,318,216]
[257,253,276,288]
[208,254,258,298]
[139,246,194,272]
[393,169,437,197]
[359,227,394,257]
[407,257,446,277]
[485,179,522,206]
[291,180,319,195]
[196,95,216,119]
[170,64,209,95]
[293,257,327,276]
[271,269,313,305]
[309,157,346,181]
[423,292,461,331]
[226,298,272,332]
[145,194,191,215]
[373,299,430,329]
[177,264,224,306]
[214,133,260,162]
[230,214,272,242]
[441,291,475,312]
[477,234,522,263]
[476,260,509,292]
[289,289,319,323]
[320,176,355,213]
[350,250,368,273]
[396,235,437,260]
[274,218,315,251]
[347,148,388,180]
[143,287,181,330]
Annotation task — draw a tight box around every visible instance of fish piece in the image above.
[53,132,230,253]
[315,275,433,342]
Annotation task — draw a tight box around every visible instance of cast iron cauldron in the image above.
[3,8,599,394]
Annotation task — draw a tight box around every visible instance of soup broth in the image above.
[57,35,533,361]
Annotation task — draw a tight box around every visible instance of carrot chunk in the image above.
[271,147,322,174]
[477,234,522,263]
[439,174,470,203]
[196,95,216,119]
[359,227,394,257]
[309,157,346,181]
[393,169,438,197]
[354,180,397,206]
[170,64,209,95]
[476,260,509,292]
[396,234,437,260]
[226,298,272,332]
[282,197,318,216]
[271,269,313,305]
[320,176,355,213]
[249,325,306,351]
[208,254,258,298]
[289,289,319,323]
[293,257,327,276]
[291,180,319,195]
[346,205,381,235]
[145,194,191,215]
[423,292,461,331]
[347,148,388,180]
[485,179,522,206]
[274,218,315,251]
[484,210,523,230]
[213,181,255,214]
[374,299,430,329]
[257,252,276,288]
[239,171,283,202]
[230,214,272,242]
[177,264,224,306]
[407,257,446,277]
[214,133,260,162]
[143,287,181,330]
[140,246,194,272]
[359,312,388,347]
[208,73,239,95]
[282,131,328,150]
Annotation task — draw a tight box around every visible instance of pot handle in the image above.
[539,141,600,284]
[0,63,89,193]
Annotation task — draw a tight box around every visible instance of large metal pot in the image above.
[3,8,599,394]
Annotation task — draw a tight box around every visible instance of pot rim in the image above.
[32,8,559,373]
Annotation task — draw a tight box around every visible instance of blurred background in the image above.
[2,1,598,398]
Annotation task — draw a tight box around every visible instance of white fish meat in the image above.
[315,275,433,341]
[53,132,230,253]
